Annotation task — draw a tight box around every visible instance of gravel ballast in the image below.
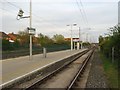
[86,49,108,88]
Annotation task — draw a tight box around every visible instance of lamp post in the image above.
[17,0,35,60]
[67,24,77,51]
[29,0,32,59]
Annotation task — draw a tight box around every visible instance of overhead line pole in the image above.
[29,0,32,60]
[79,27,80,43]
[79,27,80,48]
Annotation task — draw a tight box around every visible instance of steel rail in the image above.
[67,49,94,90]
[25,49,90,90]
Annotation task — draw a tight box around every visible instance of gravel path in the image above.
[86,49,108,88]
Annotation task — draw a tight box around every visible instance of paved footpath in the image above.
[0,49,86,85]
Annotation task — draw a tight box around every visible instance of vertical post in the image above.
[79,27,81,49]
[71,25,73,51]
[81,42,83,49]
[86,33,88,42]
[77,42,79,50]
[74,42,75,50]
[29,0,32,60]
[118,1,120,26]
[112,47,114,63]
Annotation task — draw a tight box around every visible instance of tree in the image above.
[99,36,104,45]
[18,30,30,47]
[110,26,120,60]
[99,25,120,61]
[38,33,53,47]
[52,34,65,44]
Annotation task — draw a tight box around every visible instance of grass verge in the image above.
[100,52,119,89]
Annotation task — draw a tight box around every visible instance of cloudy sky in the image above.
[1,0,119,42]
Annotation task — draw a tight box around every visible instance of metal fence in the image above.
[2,45,70,59]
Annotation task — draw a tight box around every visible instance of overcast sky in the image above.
[1,0,119,43]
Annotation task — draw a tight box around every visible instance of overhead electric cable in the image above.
[75,0,89,27]
[79,0,89,27]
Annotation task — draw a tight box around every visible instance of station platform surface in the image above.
[0,49,86,85]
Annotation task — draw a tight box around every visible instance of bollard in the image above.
[43,47,47,58]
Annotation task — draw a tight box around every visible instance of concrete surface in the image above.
[1,49,86,85]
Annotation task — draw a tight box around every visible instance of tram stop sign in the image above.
[27,27,36,35]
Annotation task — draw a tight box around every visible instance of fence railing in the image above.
[2,46,70,60]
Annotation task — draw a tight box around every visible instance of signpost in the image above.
[27,27,36,35]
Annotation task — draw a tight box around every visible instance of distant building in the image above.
[64,38,80,42]
[118,1,120,26]
[64,38,71,41]
[8,32,20,41]
[0,32,10,40]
